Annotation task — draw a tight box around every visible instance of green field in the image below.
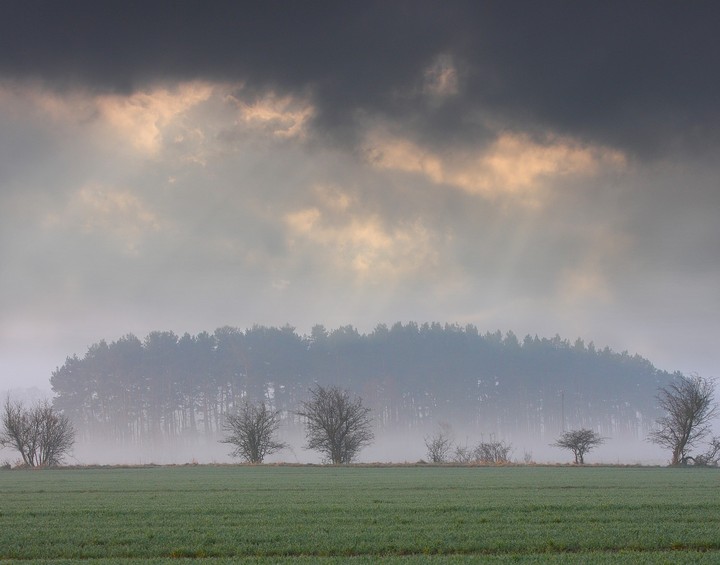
[1,465,719,563]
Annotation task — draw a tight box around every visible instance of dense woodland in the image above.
[50,323,677,446]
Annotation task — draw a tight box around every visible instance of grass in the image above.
[1,465,719,562]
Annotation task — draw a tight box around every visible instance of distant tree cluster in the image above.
[50,323,674,449]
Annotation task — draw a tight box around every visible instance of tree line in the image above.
[49,322,676,447]
[221,375,719,466]
[3,364,717,467]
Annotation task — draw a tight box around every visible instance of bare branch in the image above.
[424,424,453,463]
[220,401,286,463]
[298,385,374,464]
[648,374,717,465]
[473,438,513,464]
[1,397,75,467]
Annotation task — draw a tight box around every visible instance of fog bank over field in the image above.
[0,387,684,467]
[42,324,674,467]
[1,385,670,466]
[63,429,668,467]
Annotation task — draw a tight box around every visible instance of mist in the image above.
[2,3,718,466]
[2,406,670,467]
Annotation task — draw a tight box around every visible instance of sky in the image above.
[1,1,719,392]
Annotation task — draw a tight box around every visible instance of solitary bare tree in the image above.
[552,428,605,464]
[1,397,75,467]
[298,385,374,464]
[648,374,717,465]
[220,401,286,463]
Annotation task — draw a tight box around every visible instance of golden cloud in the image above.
[365,130,626,202]
[227,92,315,139]
[284,202,439,281]
[96,82,214,154]
[1,80,314,161]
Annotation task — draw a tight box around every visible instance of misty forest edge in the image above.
[47,322,678,451]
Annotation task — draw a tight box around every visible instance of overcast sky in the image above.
[1,1,719,392]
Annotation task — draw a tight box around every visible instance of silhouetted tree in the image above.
[220,401,286,463]
[474,438,513,464]
[553,428,605,464]
[648,374,717,465]
[1,398,75,467]
[692,436,720,467]
[298,385,373,464]
[424,423,453,463]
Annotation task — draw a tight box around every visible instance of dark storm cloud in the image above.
[2,1,719,156]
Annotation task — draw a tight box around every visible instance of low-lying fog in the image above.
[0,387,686,467]
[2,428,670,468]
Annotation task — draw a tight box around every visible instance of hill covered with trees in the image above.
[50,323,676,447]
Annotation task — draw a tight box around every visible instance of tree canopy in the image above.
[552,428,605,464]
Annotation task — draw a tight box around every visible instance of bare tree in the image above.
[648,374,718,465]
[424,423,453,463]
[552,428,605,464]
[220,401,286,463]
[298,385,374,464]
[474,438,513,464]
[1,397,75,467]
[693,436,720,467]
[452,443,473,464]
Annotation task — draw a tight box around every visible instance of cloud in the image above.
[96,82,214,154]
[2,3,718,157]
[227,92,315,139]
[284,194,441,283]
[44,183,162,255]
[364,129,625,202]
[423,54,459,100]
[0,80,317,165]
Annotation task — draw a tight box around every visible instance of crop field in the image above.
[1,465,719,563]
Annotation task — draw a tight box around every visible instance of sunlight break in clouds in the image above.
[0,80,216,160]
[96,82,214,154]
[284,204,438,281]
[0,80,314,159]
[227,92,315,139]
[365,130,626,202]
